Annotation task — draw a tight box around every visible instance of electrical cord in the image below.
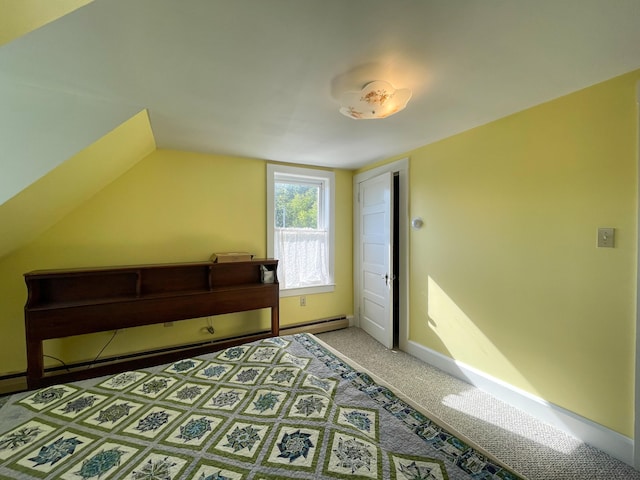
[43,354,71,372]
[52,322,214,373]
[89,329,118,367]
[201,317,215,335]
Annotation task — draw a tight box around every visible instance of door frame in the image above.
[634,80,639,469]
[353,158,409,350]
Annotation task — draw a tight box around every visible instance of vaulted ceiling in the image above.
[2,0,640,205]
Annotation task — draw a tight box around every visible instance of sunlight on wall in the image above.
[427,276,537,395]
[429,275,594,454]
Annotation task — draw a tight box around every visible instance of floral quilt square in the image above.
[228,366,266,385]
[325,431,381,479]
[162,413,223,449]
[247,346,279,363]
[97,371,147,391]
[212,421,270,460]
[278,352,310,369]
[264,425,322,471]
[388,453,448,480]
[193,361,233,381]
[335,407,379,440]
[81,399,144,431]
[164,381,211,405]
[19,385,78,412]
[163,358,203,375]
[216,345,251,362]
[59,441,139,480]
[287,393,330,420]
[203,386,249,412]
[243,389,288,417]
[0,420,58,461]
[129,375,178,399]
[121,406,183,439]
[46,391,109,420]
[11,429,97,478]
[263,366,300,387]
[121,450,191,480]
[301,374,337,396]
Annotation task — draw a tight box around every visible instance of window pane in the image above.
[274,182,319,229]
[267,163,335,296]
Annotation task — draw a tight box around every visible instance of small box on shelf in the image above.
[210,252,254,263]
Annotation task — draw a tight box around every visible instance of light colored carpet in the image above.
[317,327,640,480]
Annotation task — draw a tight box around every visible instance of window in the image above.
[267,164,335,296]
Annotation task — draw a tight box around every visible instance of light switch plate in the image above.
[597,228,615,248]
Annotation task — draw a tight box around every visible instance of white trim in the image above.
[405,339,634,466]
[353,158,409,346]
[634,79,640,469]
[279,284,335,297]
[267,163,335,296]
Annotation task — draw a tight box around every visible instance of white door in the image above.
[358,172,393,348]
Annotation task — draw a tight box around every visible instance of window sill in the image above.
[279,284,335,297]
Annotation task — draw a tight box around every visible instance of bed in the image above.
[0,333,525,479]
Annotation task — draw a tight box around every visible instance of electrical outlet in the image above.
[300,296,306,307]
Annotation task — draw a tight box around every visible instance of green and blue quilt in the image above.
[0,333,524,479]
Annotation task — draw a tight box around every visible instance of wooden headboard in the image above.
[24,259,279,388]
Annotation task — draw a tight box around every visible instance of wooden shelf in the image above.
[24,259,279,388]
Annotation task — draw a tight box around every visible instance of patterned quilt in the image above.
[0,333,524,480]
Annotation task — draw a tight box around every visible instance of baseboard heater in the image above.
[0,316,349,395]
[279,315,349,335]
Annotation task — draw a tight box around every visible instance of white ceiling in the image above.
[2,0,640,170]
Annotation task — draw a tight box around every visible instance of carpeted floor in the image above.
[317,327,640,480]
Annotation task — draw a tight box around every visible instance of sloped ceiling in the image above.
[1,0,640,205]
[0,110,155,260]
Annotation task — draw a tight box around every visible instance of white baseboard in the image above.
[404,339,634,466]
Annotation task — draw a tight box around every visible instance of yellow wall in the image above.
[0,109,155,260]
[390,70,637,436]
[0,0,93,46]
[0,149,353,374]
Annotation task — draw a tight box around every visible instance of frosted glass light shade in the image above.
[339,80,411,119]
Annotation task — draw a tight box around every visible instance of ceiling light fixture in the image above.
[339,80,411,120]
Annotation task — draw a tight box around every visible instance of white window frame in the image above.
[267,163,335,297]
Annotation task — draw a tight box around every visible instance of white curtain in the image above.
[274,228,329,289]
